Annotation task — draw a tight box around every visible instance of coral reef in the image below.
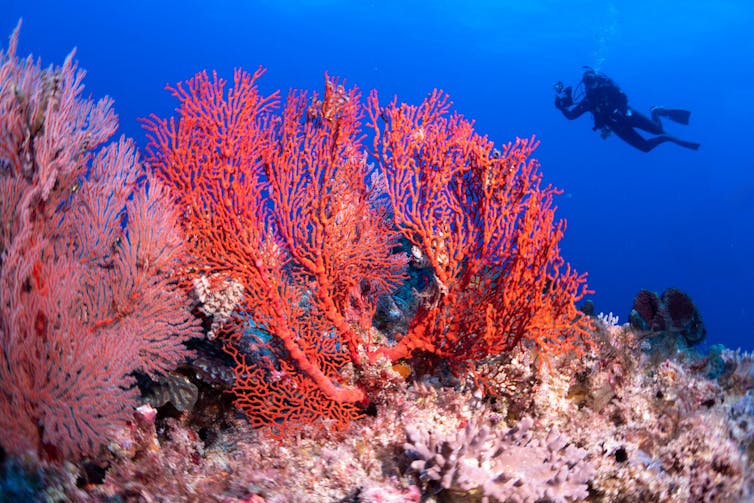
[3,318,752,502]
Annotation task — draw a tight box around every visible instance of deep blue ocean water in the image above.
[4,1,753,351]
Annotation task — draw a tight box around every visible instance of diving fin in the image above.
[664,108,691,125]
[669,137,700,150]
[652,107,691,125]
[680,139,700,151]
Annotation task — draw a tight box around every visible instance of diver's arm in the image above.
[557,99,590,120]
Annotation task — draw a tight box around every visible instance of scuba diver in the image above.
[554,68,700,152]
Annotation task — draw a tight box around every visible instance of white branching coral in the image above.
[192,273,245,339]
[597,311,620,328]
[404,415,594,503]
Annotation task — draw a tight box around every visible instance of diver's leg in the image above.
[608,122,657,152]
[640,136,676,152]
[629,109,664,134]
[644,135,700,151]
[613,126,700,152]
[607,118,699,151]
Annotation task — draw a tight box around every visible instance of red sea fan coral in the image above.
[144,69,406,436]
[368,90,592,367]
[0,22,200,460]
[145,67,592,437]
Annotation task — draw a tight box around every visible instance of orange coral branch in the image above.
[262,76,405,365]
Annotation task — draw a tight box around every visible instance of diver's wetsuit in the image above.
[555,72,700,153]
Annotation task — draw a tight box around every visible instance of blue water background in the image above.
[4,1,753,350]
